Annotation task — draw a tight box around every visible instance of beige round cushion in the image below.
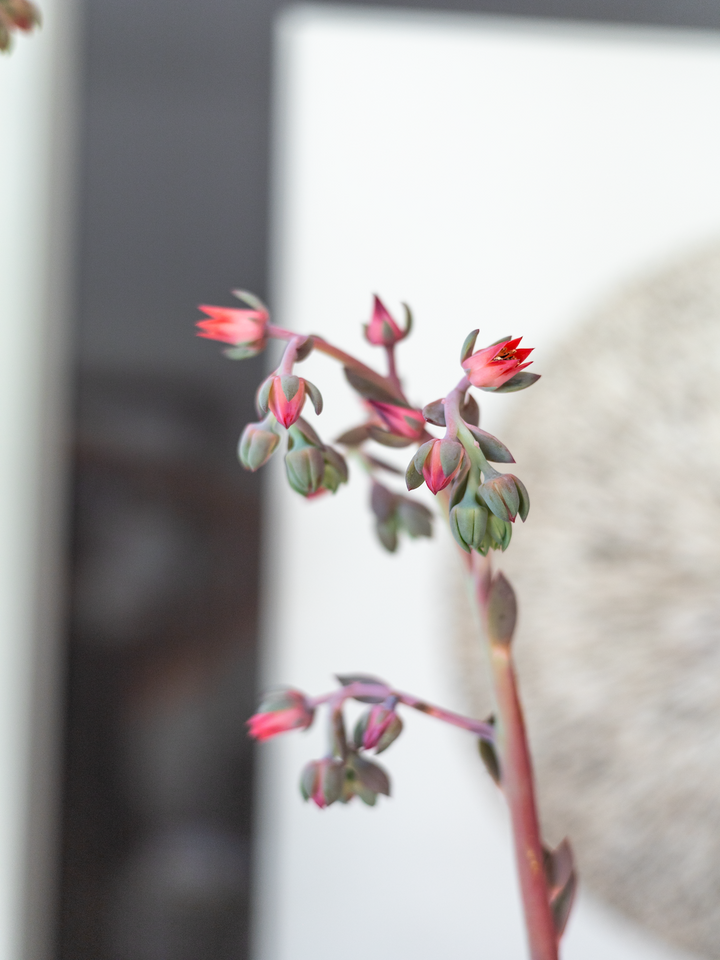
[458,242,720,959]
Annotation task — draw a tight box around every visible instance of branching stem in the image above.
[310,682,495,742]
[266,324,407,402]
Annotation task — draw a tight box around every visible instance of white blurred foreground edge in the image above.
[0,4,78,959]
[254,5,720,960]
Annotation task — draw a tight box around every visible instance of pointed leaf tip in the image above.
[402,303,413,339]
[486,572,517,646]
[460,329,479,364]
[344,367,407,406]
[305,379,323,415]
[488,371,541,394]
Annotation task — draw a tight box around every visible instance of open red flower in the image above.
[196,299,268,355]
[247,689,314,741]
[462,337,533,389]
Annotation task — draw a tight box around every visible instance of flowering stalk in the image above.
[474,557,560,960]
[198,291,574,956]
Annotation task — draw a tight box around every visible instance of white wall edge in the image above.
[0,1,81,956]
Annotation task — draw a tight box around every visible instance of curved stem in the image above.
[266,324,406,403]
[278,336,302,375]
[310,682,495,742]
[470,552,558,960]
[394,690,494,740]
[385,345,402,393]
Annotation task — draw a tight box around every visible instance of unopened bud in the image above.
[364,295,410,347]
[417,438,465,494]
[285,446,325,496]
[267,375,306,428]
[478,472,529,523]
[478,512,513,554]
[449,500,488,553]
[354,704,403,753]
[238,421,280,471]
[300,757,345,809]
[368,400,426,442]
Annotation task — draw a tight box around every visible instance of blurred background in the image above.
[3,1,720,960]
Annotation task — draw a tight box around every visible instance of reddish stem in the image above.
[472,553,557,960]
[266,324,406,403]
[310,682,495,741]
[385,344,402,394]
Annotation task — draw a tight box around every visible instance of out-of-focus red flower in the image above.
[462,337,533,389]
[364,295,406,347]
[196,304,268,351]
[268,375,307,429]
[368,401,425,440]
[247,689,314,741]
[0,0,40,43]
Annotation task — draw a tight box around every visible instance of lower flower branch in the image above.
[248,679,497,809]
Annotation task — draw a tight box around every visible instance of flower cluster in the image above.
[201,290,579,957]
[405,331,537,555]
[197,291,538,556]
[247,675,494,809]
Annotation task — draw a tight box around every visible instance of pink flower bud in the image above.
[462,337,533,389]
[300,758,345,809]
[196,303,268,355]
[268,375,307,428]
[364,295,407,347]
[368,401,425,440]
[246,689,314,741]
[357,704,404,753]
[420,438,464,494]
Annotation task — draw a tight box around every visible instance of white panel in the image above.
[257,7,719,959]
[0,5,78,958]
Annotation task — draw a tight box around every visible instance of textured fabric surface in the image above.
[458,242,720,958]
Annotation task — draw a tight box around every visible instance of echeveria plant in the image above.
[198,292,575,960]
